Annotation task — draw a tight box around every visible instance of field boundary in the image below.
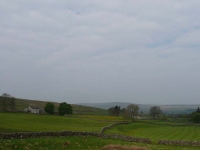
[1,131,200,146]
[0,131,151,144]
[100,121,131,133]
[158,140,200,146]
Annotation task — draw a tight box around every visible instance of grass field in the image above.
[1,113,200,149]
[0,113,121,133]
[105,121,200,141]
[0,136,199,150]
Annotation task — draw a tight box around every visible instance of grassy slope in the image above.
[1,114,200,149]
[15,98,108,115]
[106,121,200,141]
[0,113,122,133]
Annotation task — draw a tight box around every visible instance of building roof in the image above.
[30,106,40,109]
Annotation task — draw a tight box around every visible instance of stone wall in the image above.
[158,140,200,146]
[2,131,200,146]
[0,131,151,144]
[101,122,130,133]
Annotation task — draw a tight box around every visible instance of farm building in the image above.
[24,106,43,114]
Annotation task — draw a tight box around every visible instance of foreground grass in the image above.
[0,136,199,150]
[106,121,200,141]
[1,113,200,149]
[0,113,121,133]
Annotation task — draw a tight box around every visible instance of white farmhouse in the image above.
[24,106,43,114]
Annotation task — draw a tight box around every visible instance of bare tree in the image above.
[0,93,16,111]
[149,106,162,119]
[124,104,139,121]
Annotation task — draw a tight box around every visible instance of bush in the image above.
[44,102,55,114]
[58,102,73,116]
[193,113,200,123]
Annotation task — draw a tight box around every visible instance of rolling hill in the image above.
[78,102,199,114]
[13,98,108,115]
[2,97,198,115]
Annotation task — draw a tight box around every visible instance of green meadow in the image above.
[1,113,200,149]
[0,113,121,133]
[105,121,200,141]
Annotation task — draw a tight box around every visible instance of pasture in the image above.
[1,113,200,149]
[105,121,200,141]
[0,113,122,133]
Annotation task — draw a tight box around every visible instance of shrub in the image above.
[44,102,55,114]
[193,113,200,123]
[58,102,73,116]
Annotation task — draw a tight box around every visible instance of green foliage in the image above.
[108,105,120,116]
[149,106,162,119]
[193,113,200,123]
[0,93,16,111]
[190,107,200,123]
[196,107,200,113]
[159,114,168,121]
[124,104,139,121]
[58,102,73,116]
[44,102,55,114]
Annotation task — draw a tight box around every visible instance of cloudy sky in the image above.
[1,0,200,104]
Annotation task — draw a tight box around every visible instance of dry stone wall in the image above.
[2,121,200,146]
[158,140,200,146]
[0,131,151,144]
[101,122,130,133]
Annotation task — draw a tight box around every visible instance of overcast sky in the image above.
[1,0,200,104]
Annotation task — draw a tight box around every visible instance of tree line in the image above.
[108,104,200,124]
[44,102,73,116]
[108,104,162,121]
[191,107,200,123]
[0,93,73,116]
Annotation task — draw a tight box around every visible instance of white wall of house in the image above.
[24,106,40,114]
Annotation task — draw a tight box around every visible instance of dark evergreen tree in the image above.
[193,113,200,123]
[58,102,73,116]
[108,105,120,116]
[44,102,55,114]
[197,107,200,113]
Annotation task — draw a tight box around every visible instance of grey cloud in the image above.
[0,0,200,104]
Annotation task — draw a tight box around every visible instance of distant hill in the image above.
[13,98,108,115]
[78,102,132,110]
[78,102,152,113]
[3,97,198,114]
[78,102,199,114]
